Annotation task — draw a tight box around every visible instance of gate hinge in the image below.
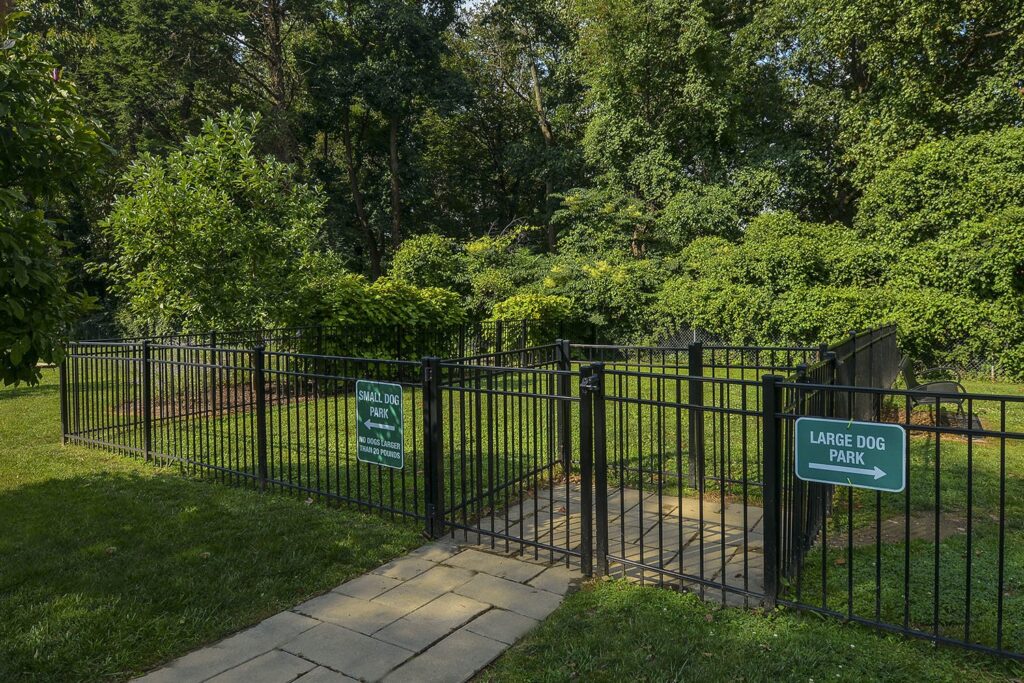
[581,374,601,393]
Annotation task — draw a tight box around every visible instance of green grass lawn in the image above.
[482,580,1024,682]
[0,369,422,682]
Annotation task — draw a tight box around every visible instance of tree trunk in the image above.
[388,114,403,248]
[341,109,382,278]
[530,61,557,251]
[263,0,293,161]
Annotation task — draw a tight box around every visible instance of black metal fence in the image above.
[58,324,1022,661]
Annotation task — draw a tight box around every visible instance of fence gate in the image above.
[434,343,591,568]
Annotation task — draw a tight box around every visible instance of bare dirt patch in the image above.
[827,511,968,549]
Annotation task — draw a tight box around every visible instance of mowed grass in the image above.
[481,580,1024,682]
[0,369,422,682]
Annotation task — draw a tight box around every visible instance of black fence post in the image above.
[687,342,705,491]
[423,356,445,538]
[556,339,572,472]
[141,341,153,462]
[495,320,504,356]
[254,345,268,490]
[592,362,609,577]
[59,347,69,444]
[762,374,784,608]
[578,364,595,577]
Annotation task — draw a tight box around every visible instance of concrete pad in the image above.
[206,650,315,683]
[333,573,403,600]
[281,623,413,682]
[372,565,477,612]
[374,593,490,652]
[293,667,358,683]
[293,593,406,635]
[444,549,546,582]
[454,573,561,620]
[464,609,538,645]
[135,611,320,682]
[381,628,509,683]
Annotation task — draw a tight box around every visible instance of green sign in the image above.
[795,417,906,493]
[355,380,404,469]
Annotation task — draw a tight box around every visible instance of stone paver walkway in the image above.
[460,483,765,604]
[137,484,765,683]
[136,541,578,683]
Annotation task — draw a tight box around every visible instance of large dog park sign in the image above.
[355,380,405,469]
[795,417,906,492]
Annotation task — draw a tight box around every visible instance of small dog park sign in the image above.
[794,417,906,492]
[355,380,404,469]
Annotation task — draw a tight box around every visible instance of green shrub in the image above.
[300,254,466,357]
[488,293,573,346]
[390,234,469,292]
[858,127,1024,249]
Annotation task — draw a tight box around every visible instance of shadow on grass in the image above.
[0,471,420,682]
[0,381,60,402]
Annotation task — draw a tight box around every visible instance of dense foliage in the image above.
[0,13,102,384]
[102,112,329,334]
[9,0,1024,374]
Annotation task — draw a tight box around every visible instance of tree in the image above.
[473,0,584,249]
[298,0,457,276]
[744,0,1024,204]
[1,12,104,384]
[102,111,327,333]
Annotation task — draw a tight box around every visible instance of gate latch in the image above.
[580,374,601,393]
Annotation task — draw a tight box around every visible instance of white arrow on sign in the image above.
[364,420,396,431]
[808,462,886,480]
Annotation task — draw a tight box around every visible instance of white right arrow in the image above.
[808,462,886,480]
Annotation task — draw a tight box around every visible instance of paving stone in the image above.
[453,573,561,620]
[444,549,546,582]
[606,487,651,513]
[721,502,763,529]
[333,573,403,600]
[374,593,490,652]
[678,542,740,582]
[293,667,358,683]
[674,498,723,519]
[381,628,508,683]
[281,623,413,682]
[293,593,406,635]
[372,565,477,612]
[206,649,315,683]
[526,564,580,595]
[372,556,436,581]
[640,523,698,552]
[463,609,538,645]
[407,540,461,562]
[134,612,320,683]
